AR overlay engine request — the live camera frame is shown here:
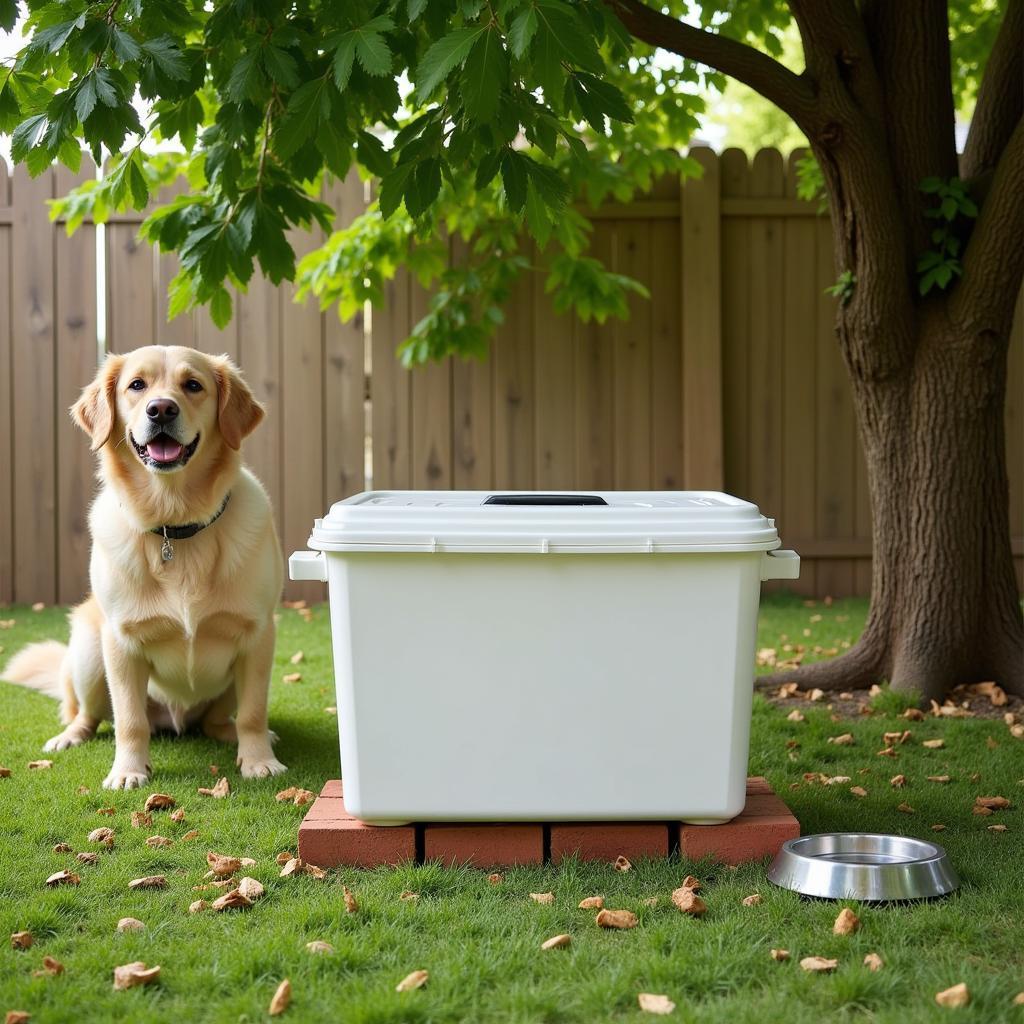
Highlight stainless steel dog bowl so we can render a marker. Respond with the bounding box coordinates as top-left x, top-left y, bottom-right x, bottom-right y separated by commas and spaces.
768, 833, 959, 901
